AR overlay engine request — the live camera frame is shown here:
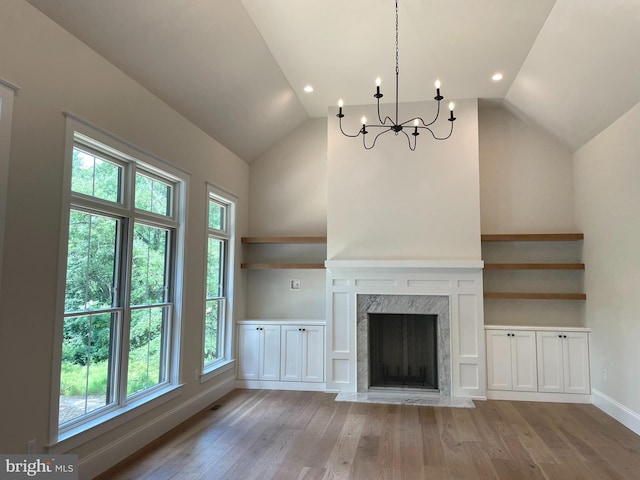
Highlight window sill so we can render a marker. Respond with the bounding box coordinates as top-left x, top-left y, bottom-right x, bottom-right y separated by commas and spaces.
200, 359, 236, 384
48, 383, 184, 453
